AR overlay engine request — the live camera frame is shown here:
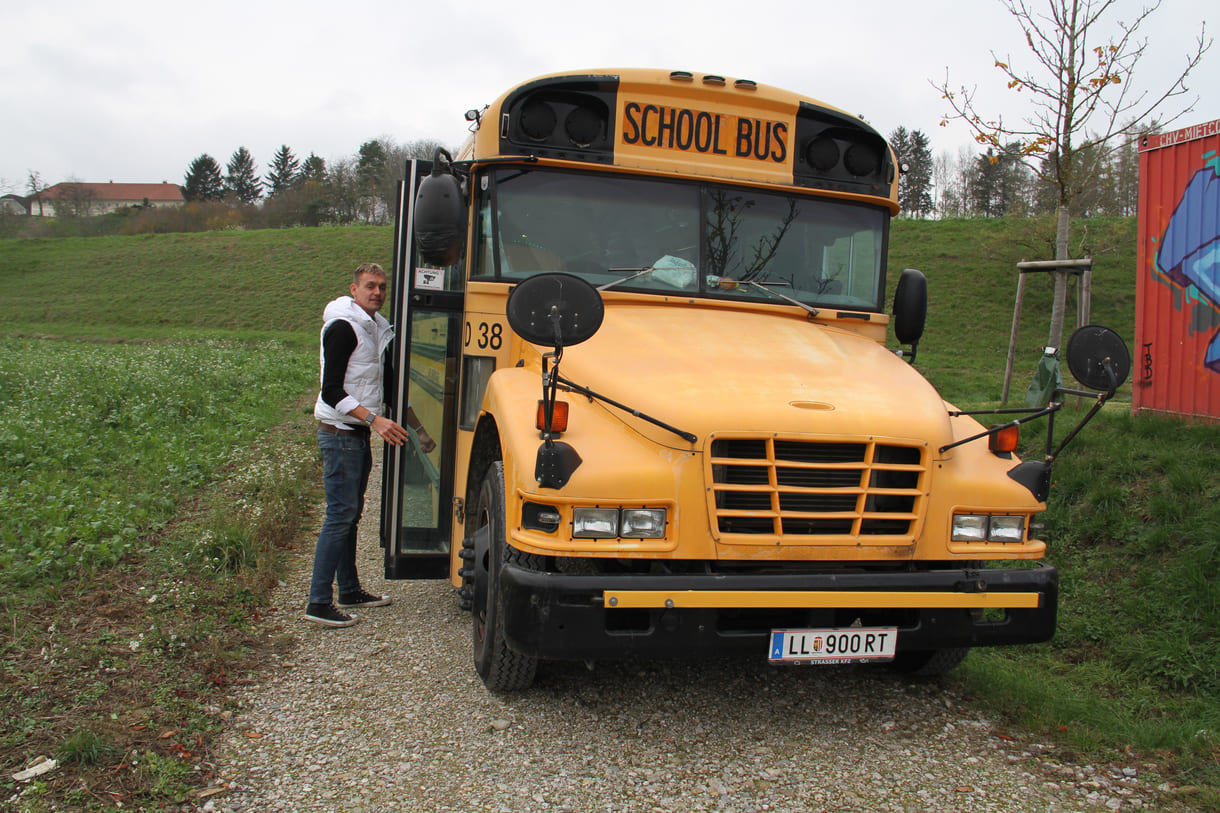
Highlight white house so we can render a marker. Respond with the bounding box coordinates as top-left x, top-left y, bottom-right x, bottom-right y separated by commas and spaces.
31, 181, 185, 217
